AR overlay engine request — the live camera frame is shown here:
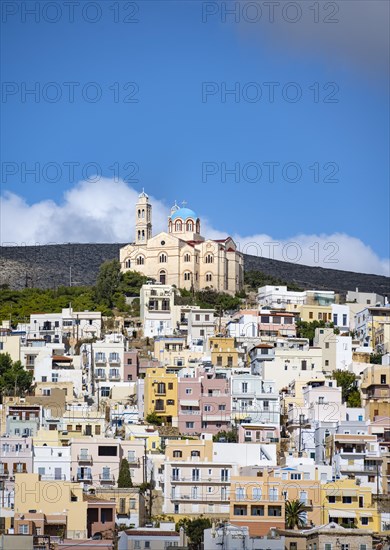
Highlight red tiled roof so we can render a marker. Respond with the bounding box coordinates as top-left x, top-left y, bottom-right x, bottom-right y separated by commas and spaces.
124, 530, 179, 537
